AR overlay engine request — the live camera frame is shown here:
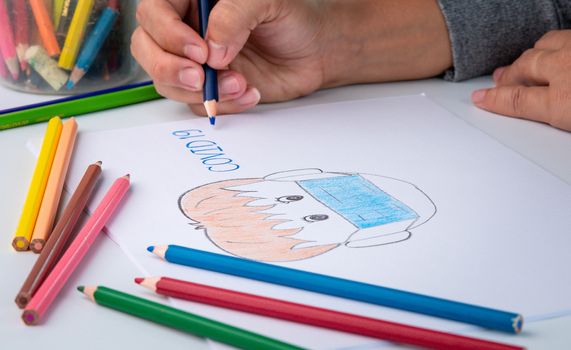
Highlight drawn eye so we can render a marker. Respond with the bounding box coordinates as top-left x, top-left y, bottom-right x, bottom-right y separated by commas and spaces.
303, 214, 329, 222
277, 195, 304, 203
